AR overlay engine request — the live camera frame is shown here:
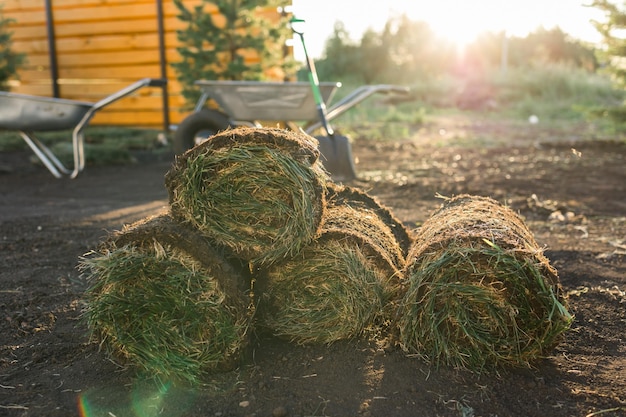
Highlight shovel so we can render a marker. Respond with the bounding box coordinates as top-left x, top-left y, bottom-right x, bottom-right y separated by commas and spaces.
291, 17, 357, 181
